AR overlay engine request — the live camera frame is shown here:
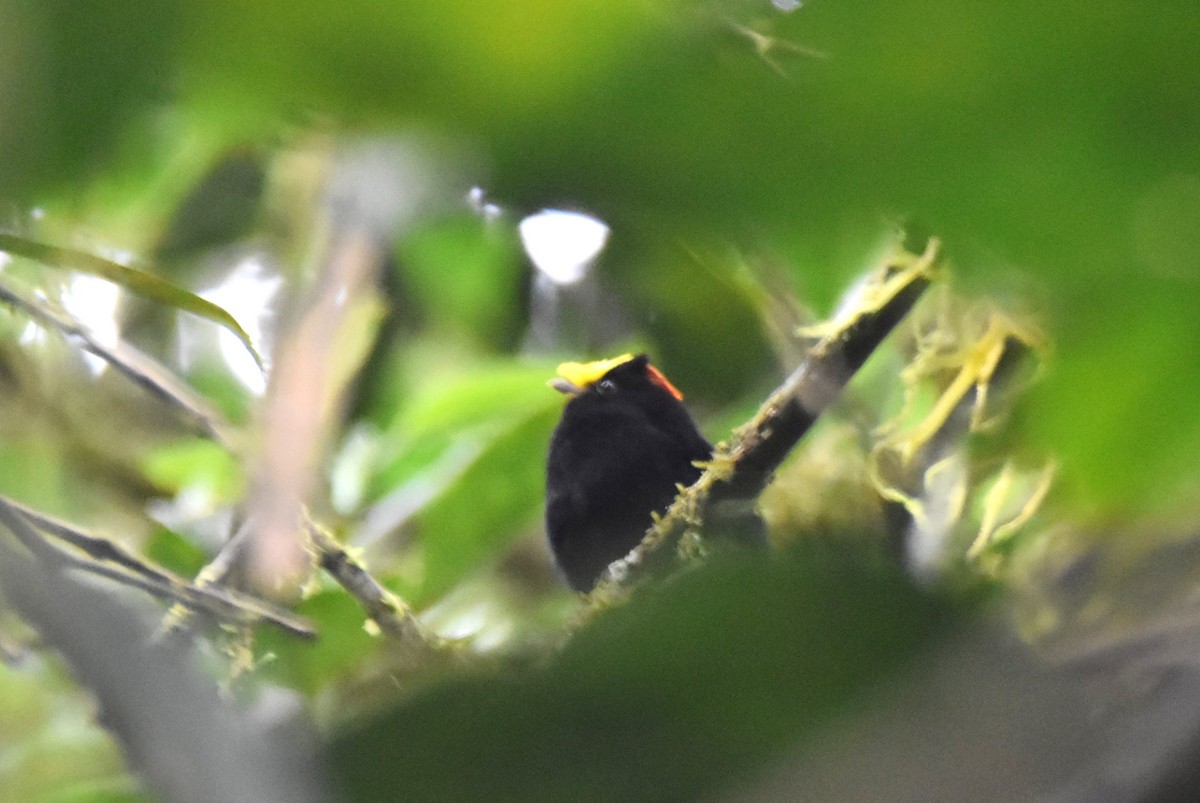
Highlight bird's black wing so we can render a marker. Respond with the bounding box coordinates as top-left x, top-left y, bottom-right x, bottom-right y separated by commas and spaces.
546, 409, 706, 590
